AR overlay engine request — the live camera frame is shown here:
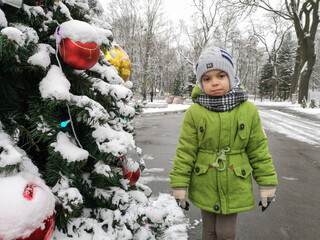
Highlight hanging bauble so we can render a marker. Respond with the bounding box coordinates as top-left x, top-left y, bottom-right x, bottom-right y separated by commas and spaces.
34, 0, 45, 7
119, 146, 142, 185
0, 173, 55, 240
16, 214, 55, 240
104, 45, 131, 82
59, 38, 100, 70
122, 164, 140, 186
